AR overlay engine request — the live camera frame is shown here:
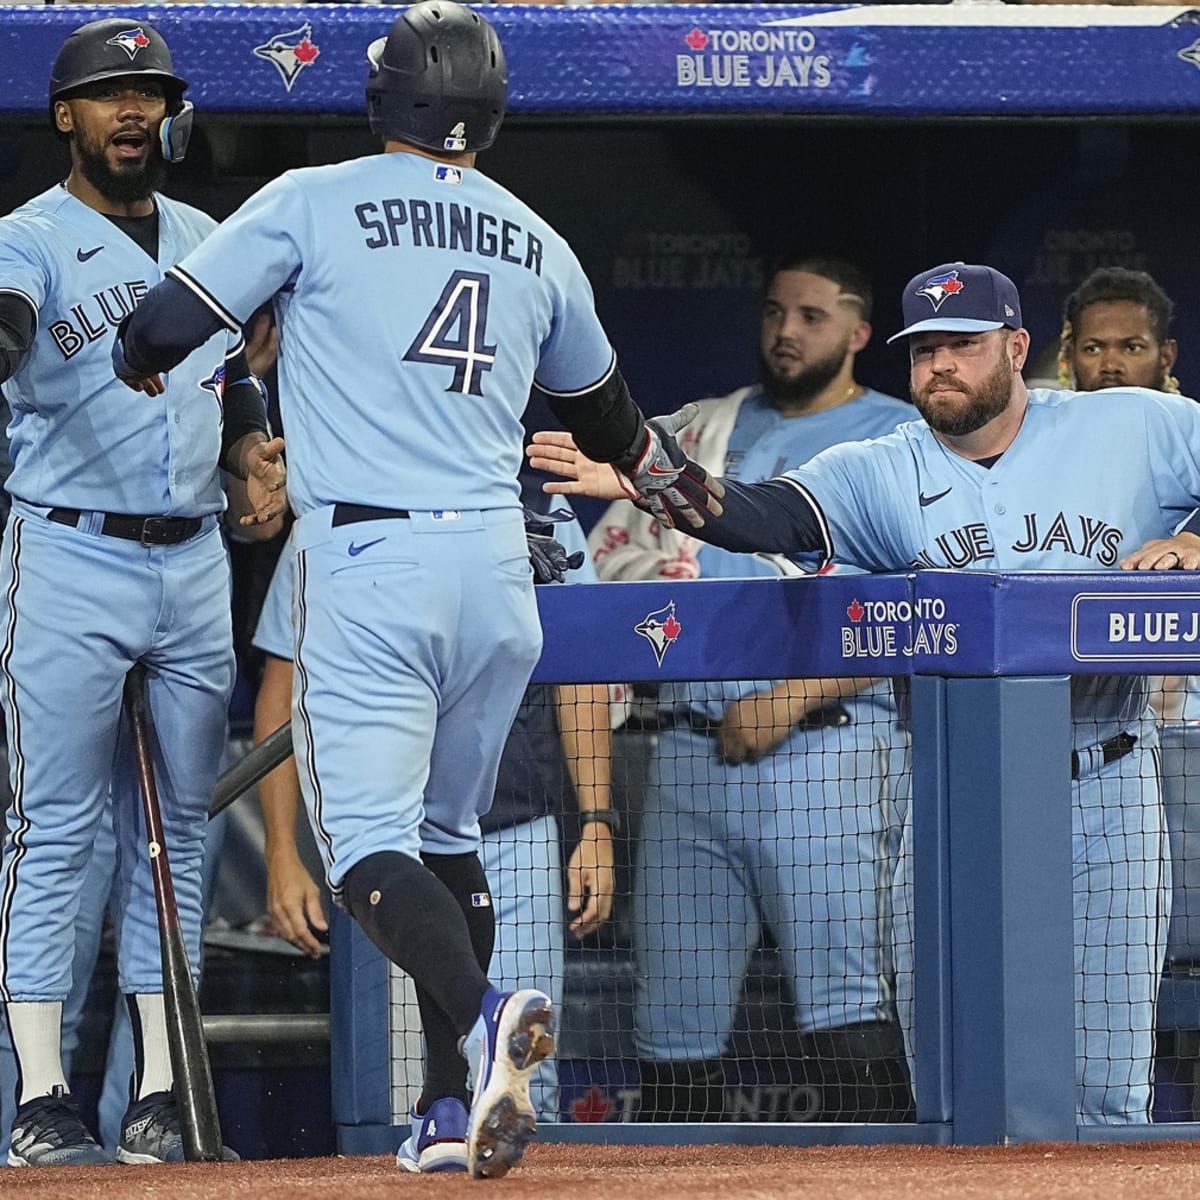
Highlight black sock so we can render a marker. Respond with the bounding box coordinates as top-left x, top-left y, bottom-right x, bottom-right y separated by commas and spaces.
802, 1020, 915, 1122
415, 851, 496, 1108
342, 851, 490, 1039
